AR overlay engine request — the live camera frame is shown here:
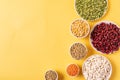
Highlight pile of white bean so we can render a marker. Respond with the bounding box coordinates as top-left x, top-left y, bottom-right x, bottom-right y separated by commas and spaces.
82, 55, 112, 80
